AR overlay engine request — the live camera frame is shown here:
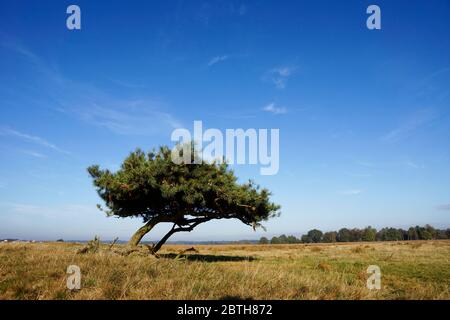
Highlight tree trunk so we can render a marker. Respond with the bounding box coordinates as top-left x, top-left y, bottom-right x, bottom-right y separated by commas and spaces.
151, 225, 178, 253
129, 216, 211, 252
151, 218, 211, 254
128, 219, 159, 247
